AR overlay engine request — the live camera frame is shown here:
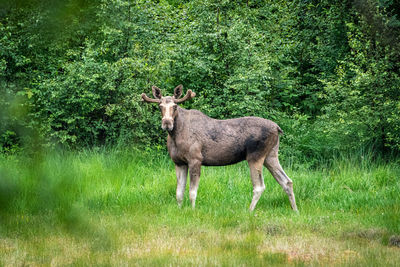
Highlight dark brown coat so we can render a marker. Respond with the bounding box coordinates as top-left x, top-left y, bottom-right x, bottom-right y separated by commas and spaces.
167, 107, 282, 166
